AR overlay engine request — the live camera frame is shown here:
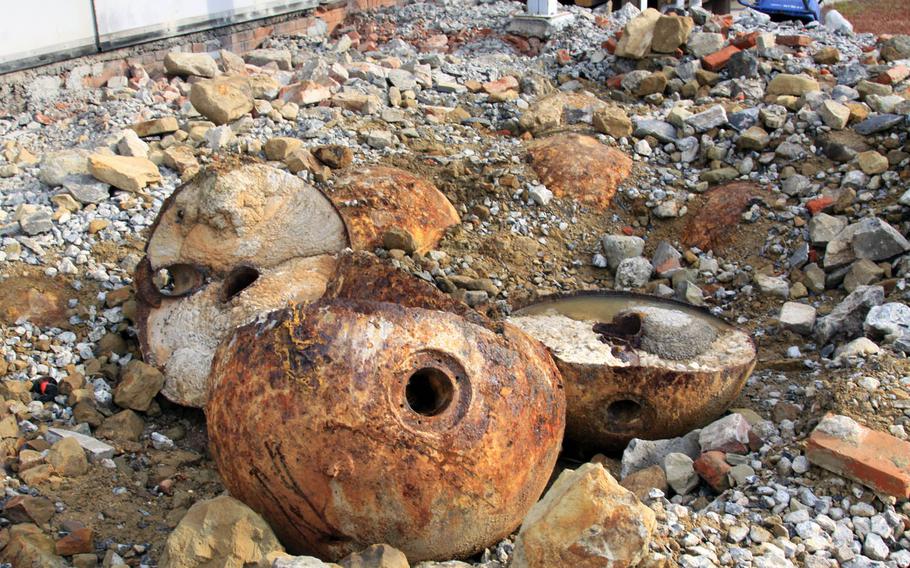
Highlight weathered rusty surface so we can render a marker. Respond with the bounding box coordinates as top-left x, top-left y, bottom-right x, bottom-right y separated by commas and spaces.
682, 181, 768, 252
557, 354, 755, 452
135, 161, 351, 407
326, 166, 461, 254
323, 251, 488, 327
206, 298, 565, 562
527, 133, 632, 210
512, 291, 756, 452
